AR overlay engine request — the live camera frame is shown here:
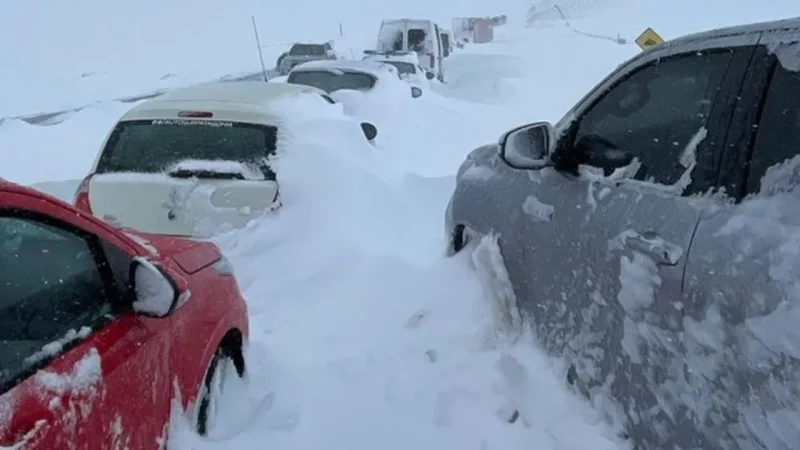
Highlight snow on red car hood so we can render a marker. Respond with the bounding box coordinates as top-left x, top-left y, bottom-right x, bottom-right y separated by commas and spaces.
123, 229, 222, 275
